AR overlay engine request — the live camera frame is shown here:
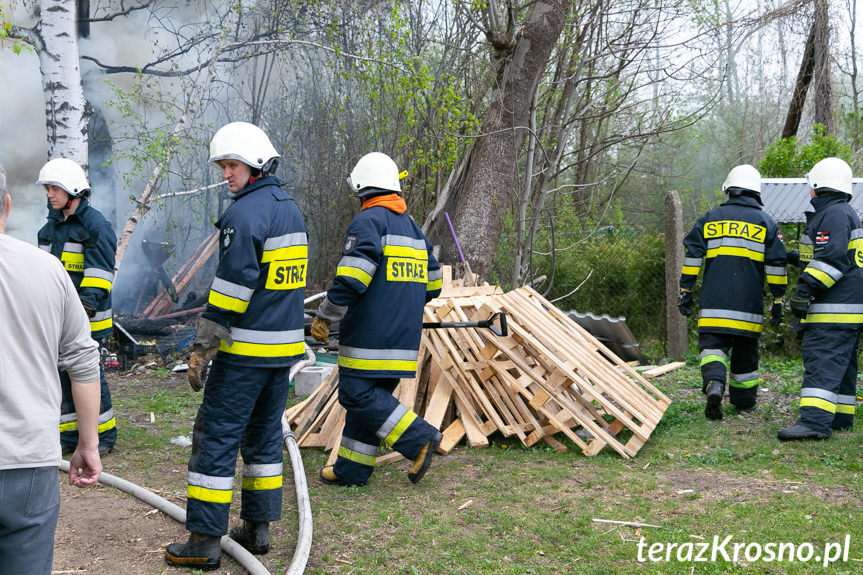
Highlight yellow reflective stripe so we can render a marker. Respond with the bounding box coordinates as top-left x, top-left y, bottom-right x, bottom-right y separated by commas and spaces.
99, 417, 116, 433
338, 355, 418, 372
219, 340, 305, 357
383, 410, 417, 447
242, 476, 282, 491
836, 403, 856, 415
336, 266, 373, 286
697, 317, 763, 333
80, 277, 113, 290
261, 245, 308, 263
803, 314, 863, 324
706, 246, 764, 262
382, 245, 427, 259
427, 278, 442, 292
62, 253, 84, 272
338, 445, 376, 466
59, 421, 78, 432
681, 266, 700, 276
800, 397, 836, 413
803, 268, 836, 288
700, 354, 729, 369
729, 379, 758, 389
766, 275, 788, 285
208, 290, 250, 313
90, 317, 113, 332
187, 484, 233, 504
